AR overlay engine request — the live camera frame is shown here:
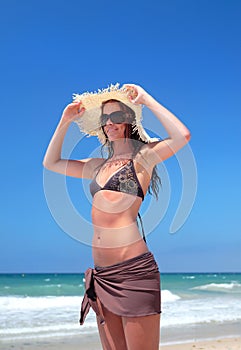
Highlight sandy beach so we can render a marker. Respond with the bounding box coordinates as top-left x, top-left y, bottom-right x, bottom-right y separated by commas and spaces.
160, 338, 241, 350
1, 336, 241, 350
161, 338, 241, 349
